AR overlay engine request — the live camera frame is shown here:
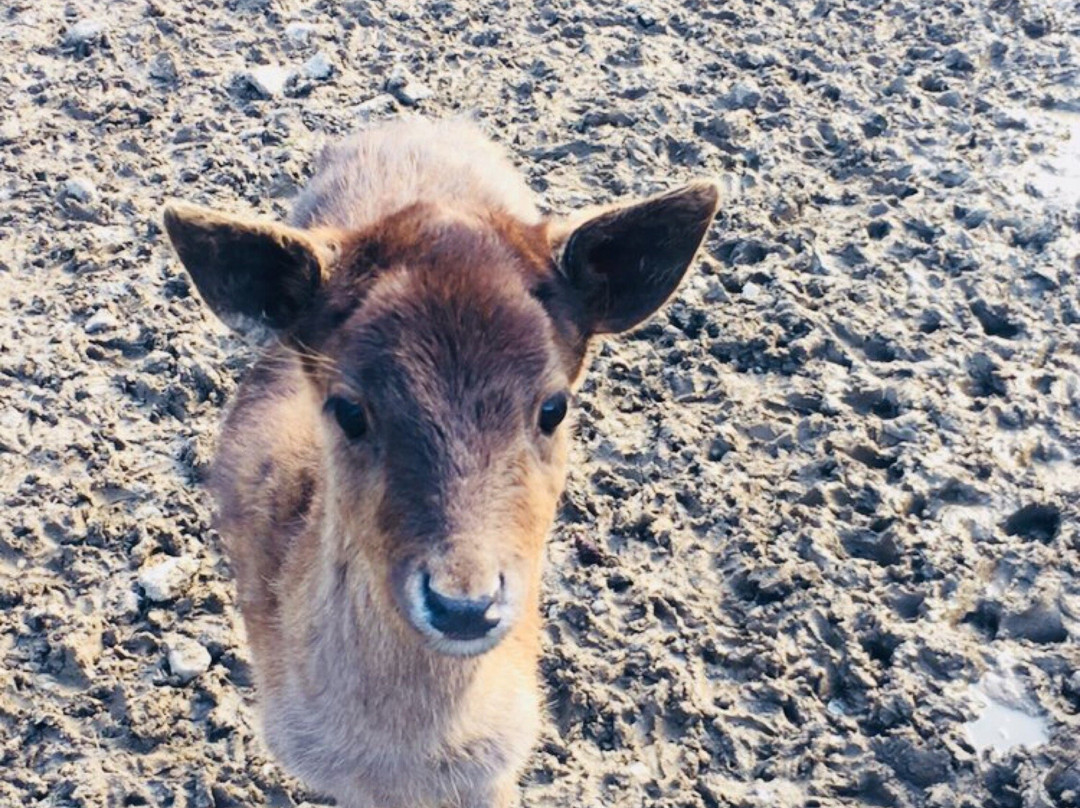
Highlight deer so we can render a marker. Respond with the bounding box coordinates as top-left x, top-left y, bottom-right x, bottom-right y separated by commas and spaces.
162, 117, 718, 808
